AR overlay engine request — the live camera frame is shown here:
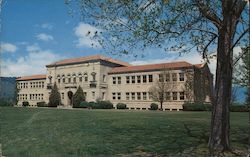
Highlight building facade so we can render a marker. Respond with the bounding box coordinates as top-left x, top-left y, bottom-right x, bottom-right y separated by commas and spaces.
16, 55, 213, 111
